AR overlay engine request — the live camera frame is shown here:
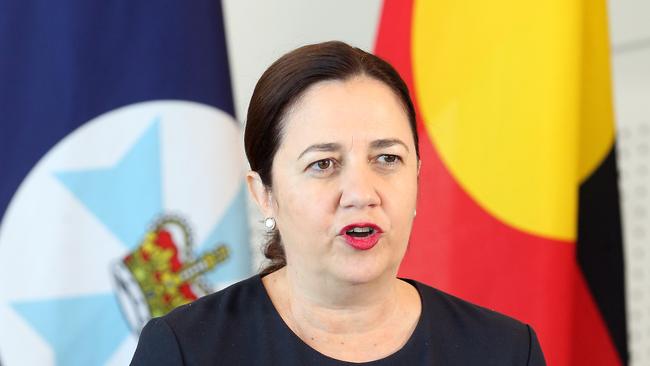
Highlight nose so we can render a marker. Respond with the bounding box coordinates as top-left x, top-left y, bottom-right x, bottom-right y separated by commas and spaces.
339, 163, 381, 209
